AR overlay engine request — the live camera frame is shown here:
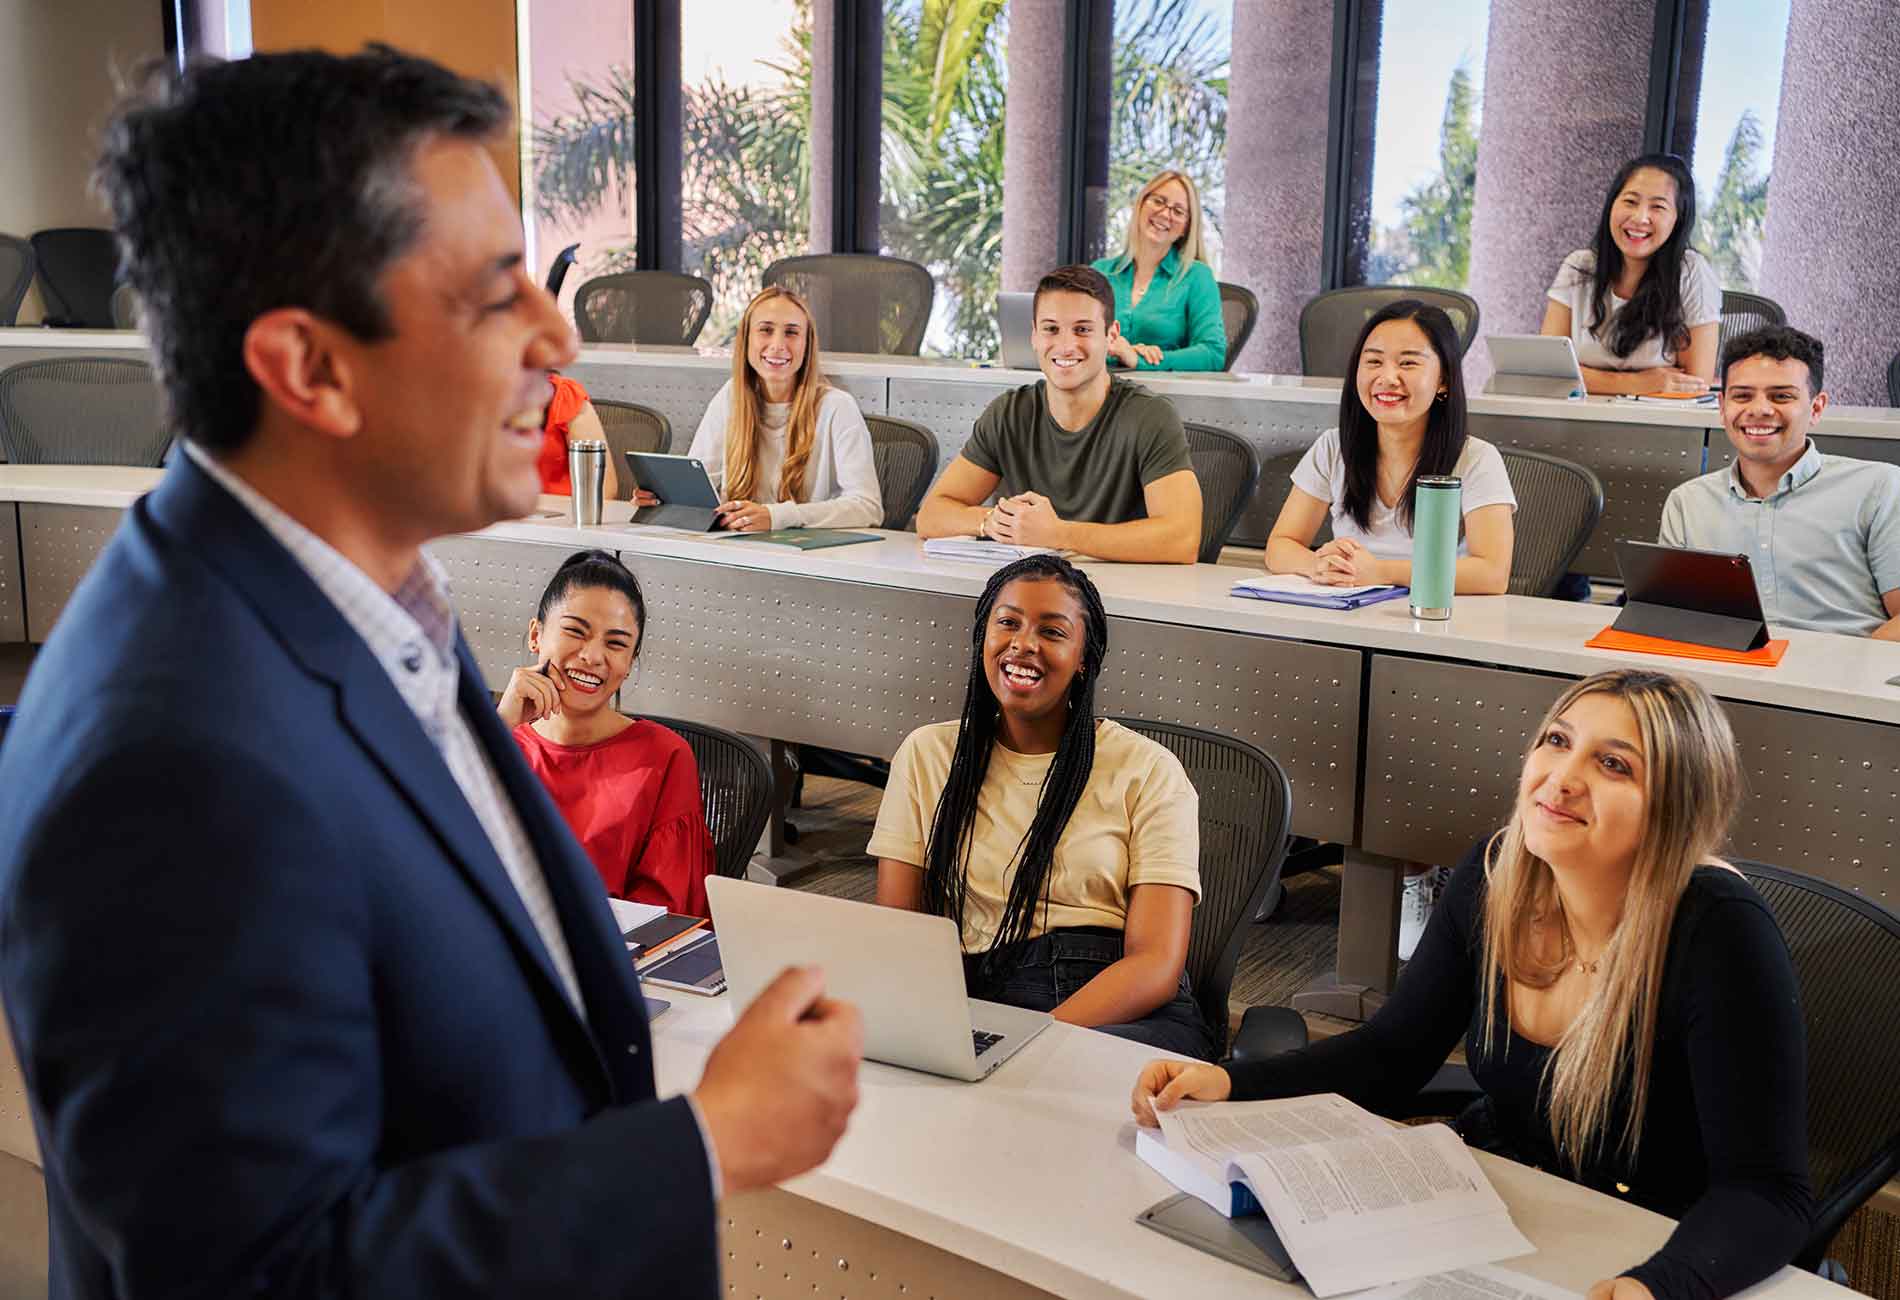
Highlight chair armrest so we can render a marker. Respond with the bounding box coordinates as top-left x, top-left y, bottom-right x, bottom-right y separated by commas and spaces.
1227, 1005, 1309, 1064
